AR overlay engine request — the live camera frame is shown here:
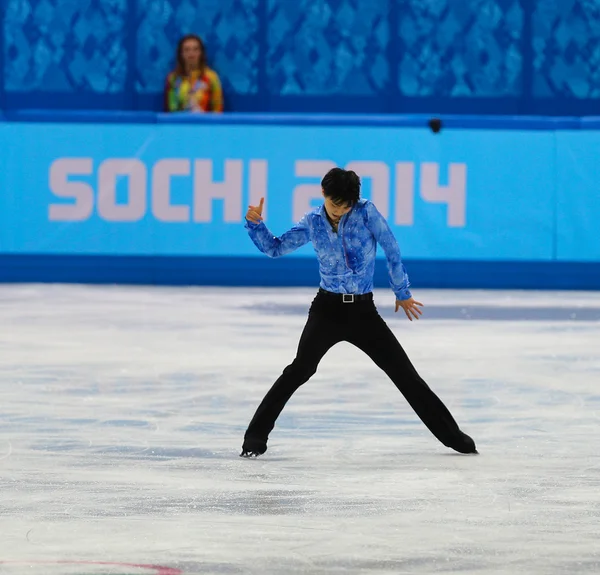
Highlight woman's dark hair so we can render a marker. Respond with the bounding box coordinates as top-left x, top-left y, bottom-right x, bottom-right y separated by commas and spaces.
321, 168, 361, 206
174, 34, 207, 76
